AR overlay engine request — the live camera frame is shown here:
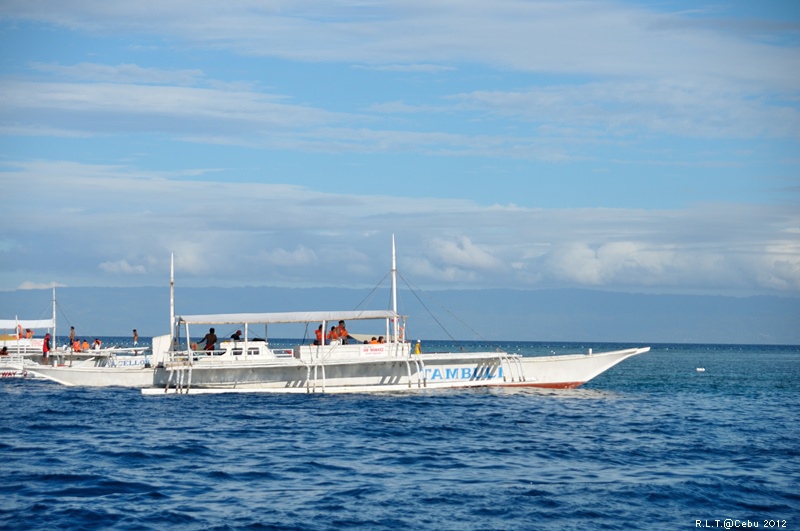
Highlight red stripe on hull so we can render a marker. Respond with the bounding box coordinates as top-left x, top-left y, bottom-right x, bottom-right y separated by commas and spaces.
494, 381, 585, 389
